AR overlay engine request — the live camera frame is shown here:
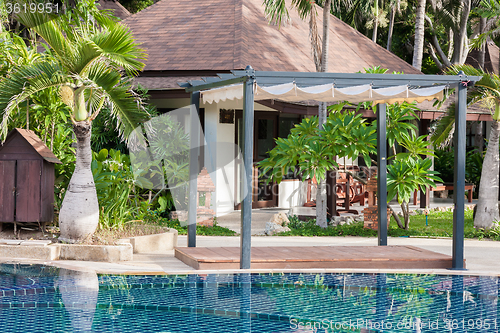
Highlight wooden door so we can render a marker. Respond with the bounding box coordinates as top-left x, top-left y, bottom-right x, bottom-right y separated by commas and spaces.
234, 112, 278, 209
0, 161, 16, 222
16, 160, 41, 222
